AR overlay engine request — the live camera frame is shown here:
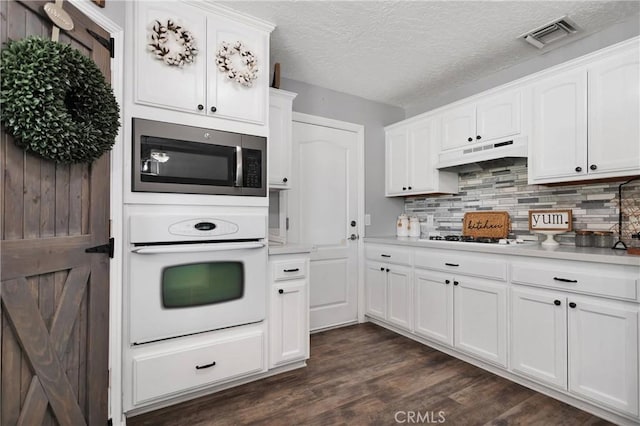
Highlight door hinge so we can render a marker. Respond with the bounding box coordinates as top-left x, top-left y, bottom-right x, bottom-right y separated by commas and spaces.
286, 217, 290, 231
107, 419, 113, 426
87, 28, 114, 58
85, 237, 114, 258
